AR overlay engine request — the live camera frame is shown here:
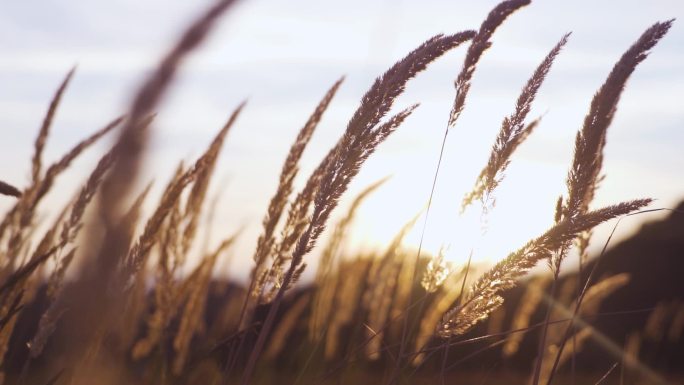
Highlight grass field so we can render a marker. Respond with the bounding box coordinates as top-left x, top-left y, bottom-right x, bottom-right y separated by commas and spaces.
0, 1, 682, 384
